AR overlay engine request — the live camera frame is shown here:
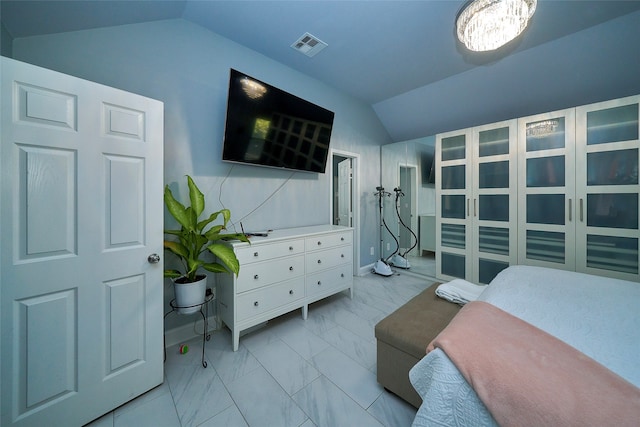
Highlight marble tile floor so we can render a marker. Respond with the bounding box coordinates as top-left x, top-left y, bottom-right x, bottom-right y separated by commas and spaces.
392, 251, 436, 281
87, 272, 438, 427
